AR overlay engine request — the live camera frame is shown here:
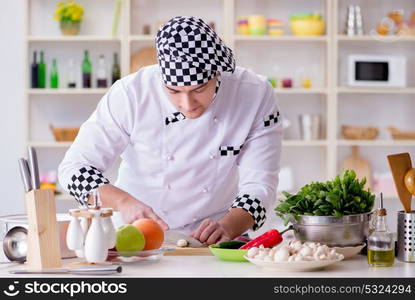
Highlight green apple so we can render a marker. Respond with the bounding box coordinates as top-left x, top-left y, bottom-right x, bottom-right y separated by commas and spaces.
115, 224, 145, 254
